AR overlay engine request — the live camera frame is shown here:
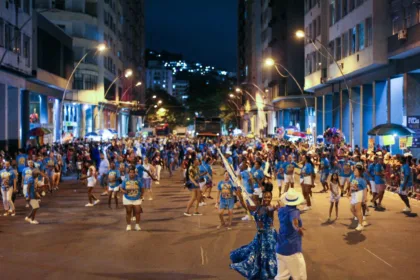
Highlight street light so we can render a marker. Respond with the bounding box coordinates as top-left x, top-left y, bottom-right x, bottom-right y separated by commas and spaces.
153, 95, 157, 99
154, 105, 158, 108
61, 43, 107, 142
120, 81, 142, 102
229, 93, 235, 98
158, 100, 163, 104
135, 81, 142, 87
264, 58, 275, 67
104, 68, 133, 100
